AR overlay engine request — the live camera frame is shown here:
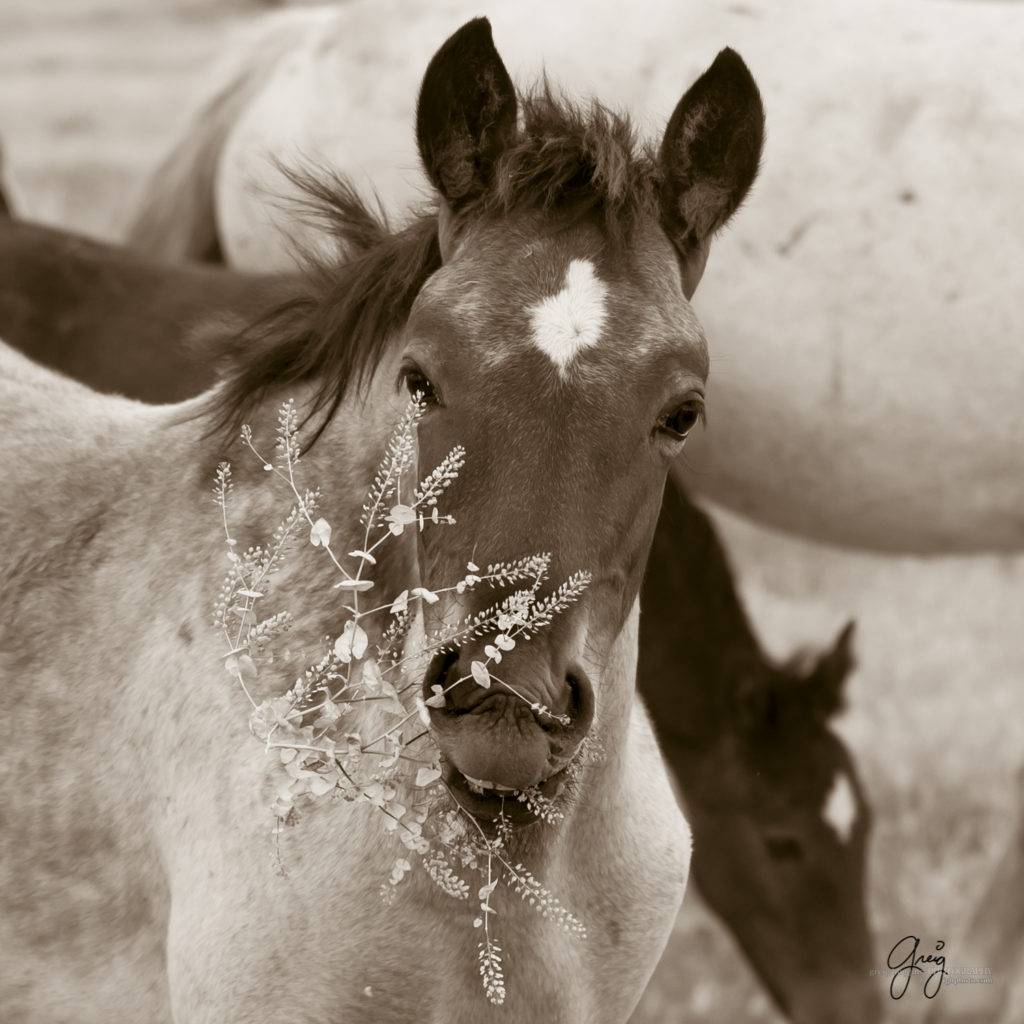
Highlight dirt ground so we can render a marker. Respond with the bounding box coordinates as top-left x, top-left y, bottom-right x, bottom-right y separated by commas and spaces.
2, 2, 1022, 1022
